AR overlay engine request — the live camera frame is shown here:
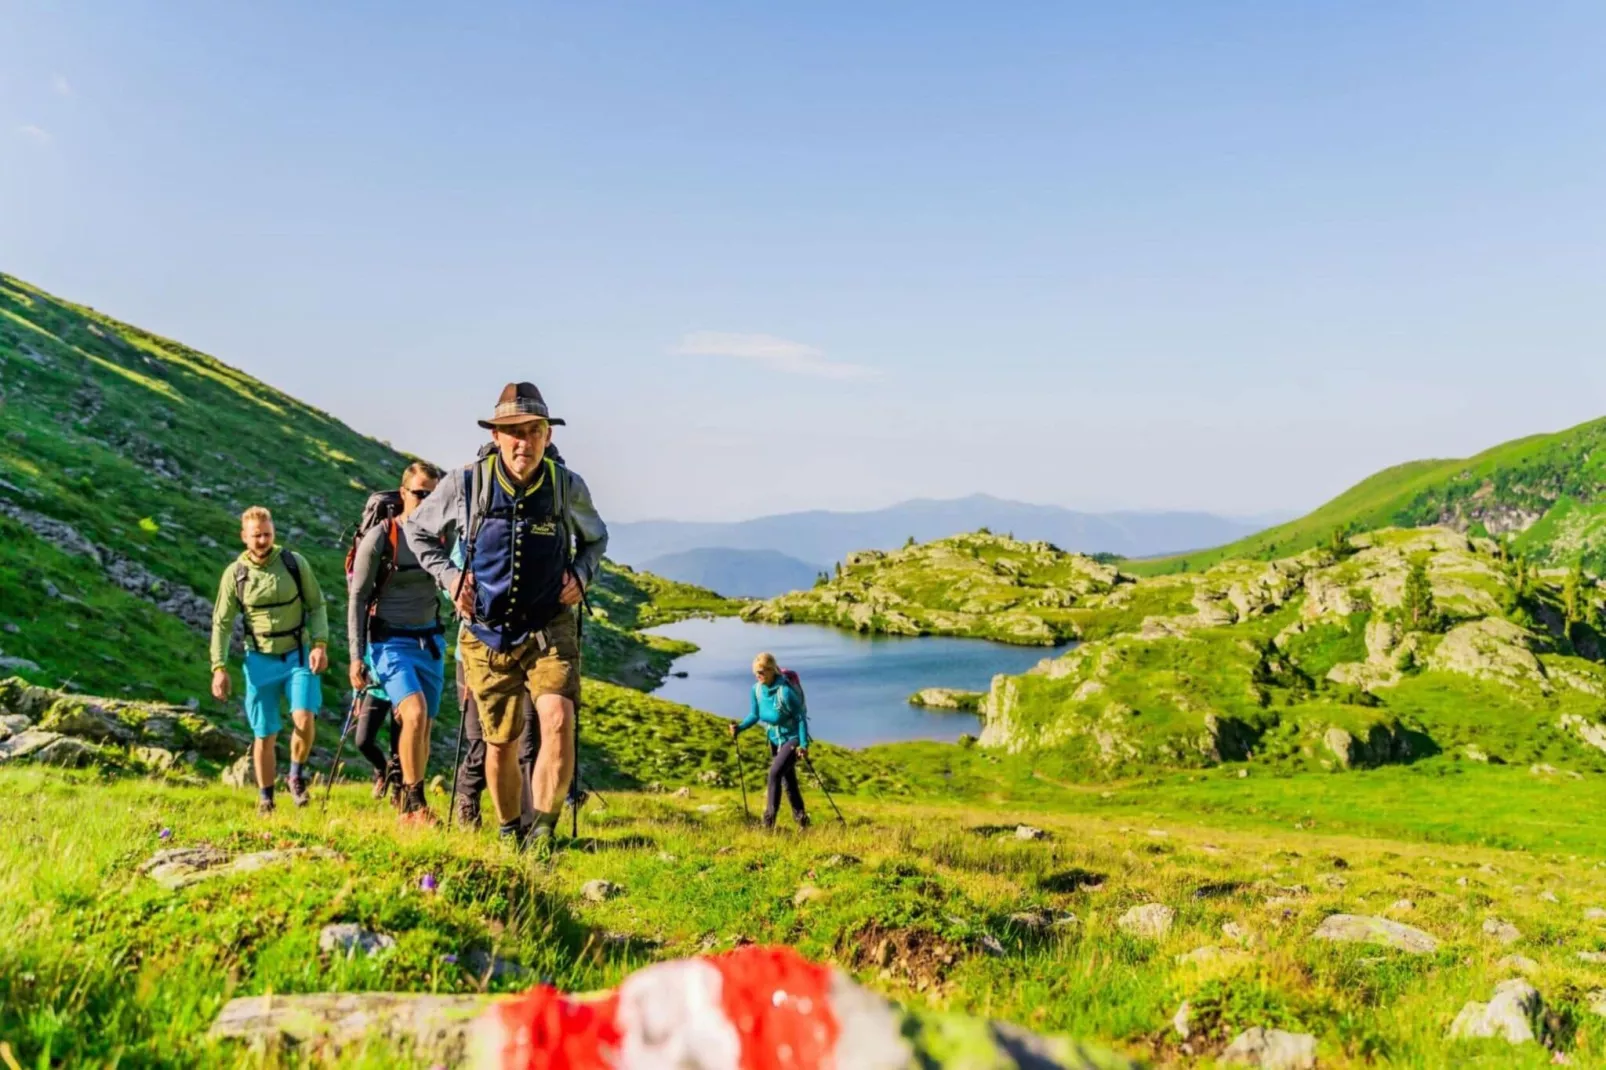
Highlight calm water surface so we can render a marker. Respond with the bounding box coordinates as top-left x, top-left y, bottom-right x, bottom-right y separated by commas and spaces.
646, 617, 1060, 748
